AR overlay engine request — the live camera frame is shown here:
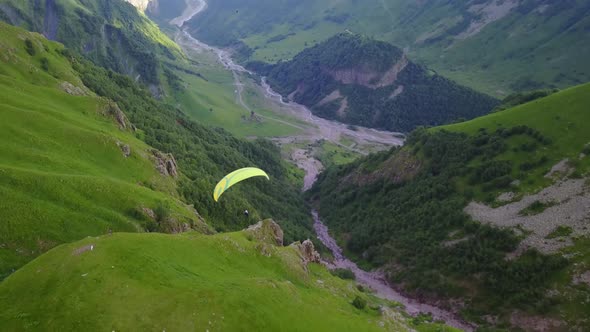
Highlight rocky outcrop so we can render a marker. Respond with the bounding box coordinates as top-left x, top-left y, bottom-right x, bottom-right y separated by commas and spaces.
116, 141, 131, 158
246, 219, 284, 246
125, 0, 152, 12
327, 54, 408, 90
151, 150, 178, 177
291, 239, 321, 266
60, 81, 87, 96
466, 176, 590, 255
103, 102, 130, 130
